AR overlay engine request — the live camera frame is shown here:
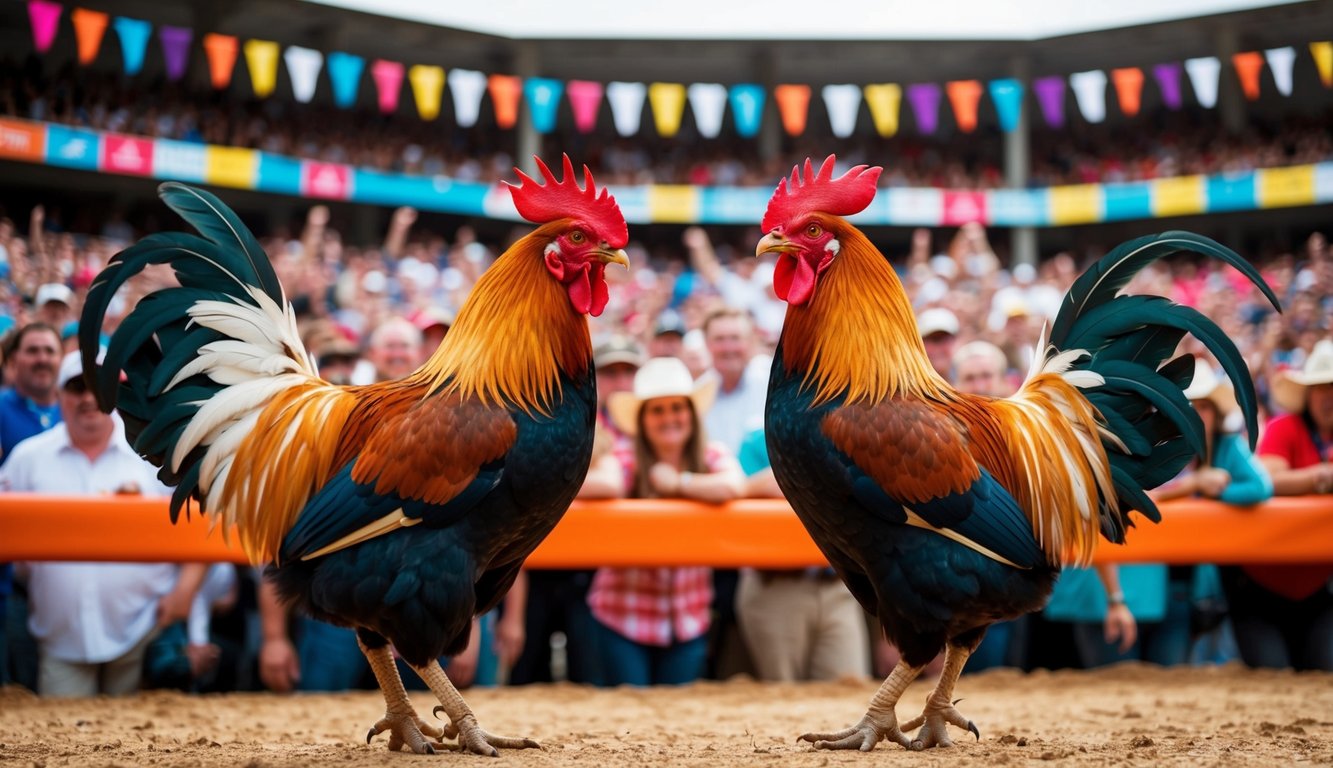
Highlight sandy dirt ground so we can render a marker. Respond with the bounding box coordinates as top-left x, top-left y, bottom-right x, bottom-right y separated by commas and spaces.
2, 663, 1330, 767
